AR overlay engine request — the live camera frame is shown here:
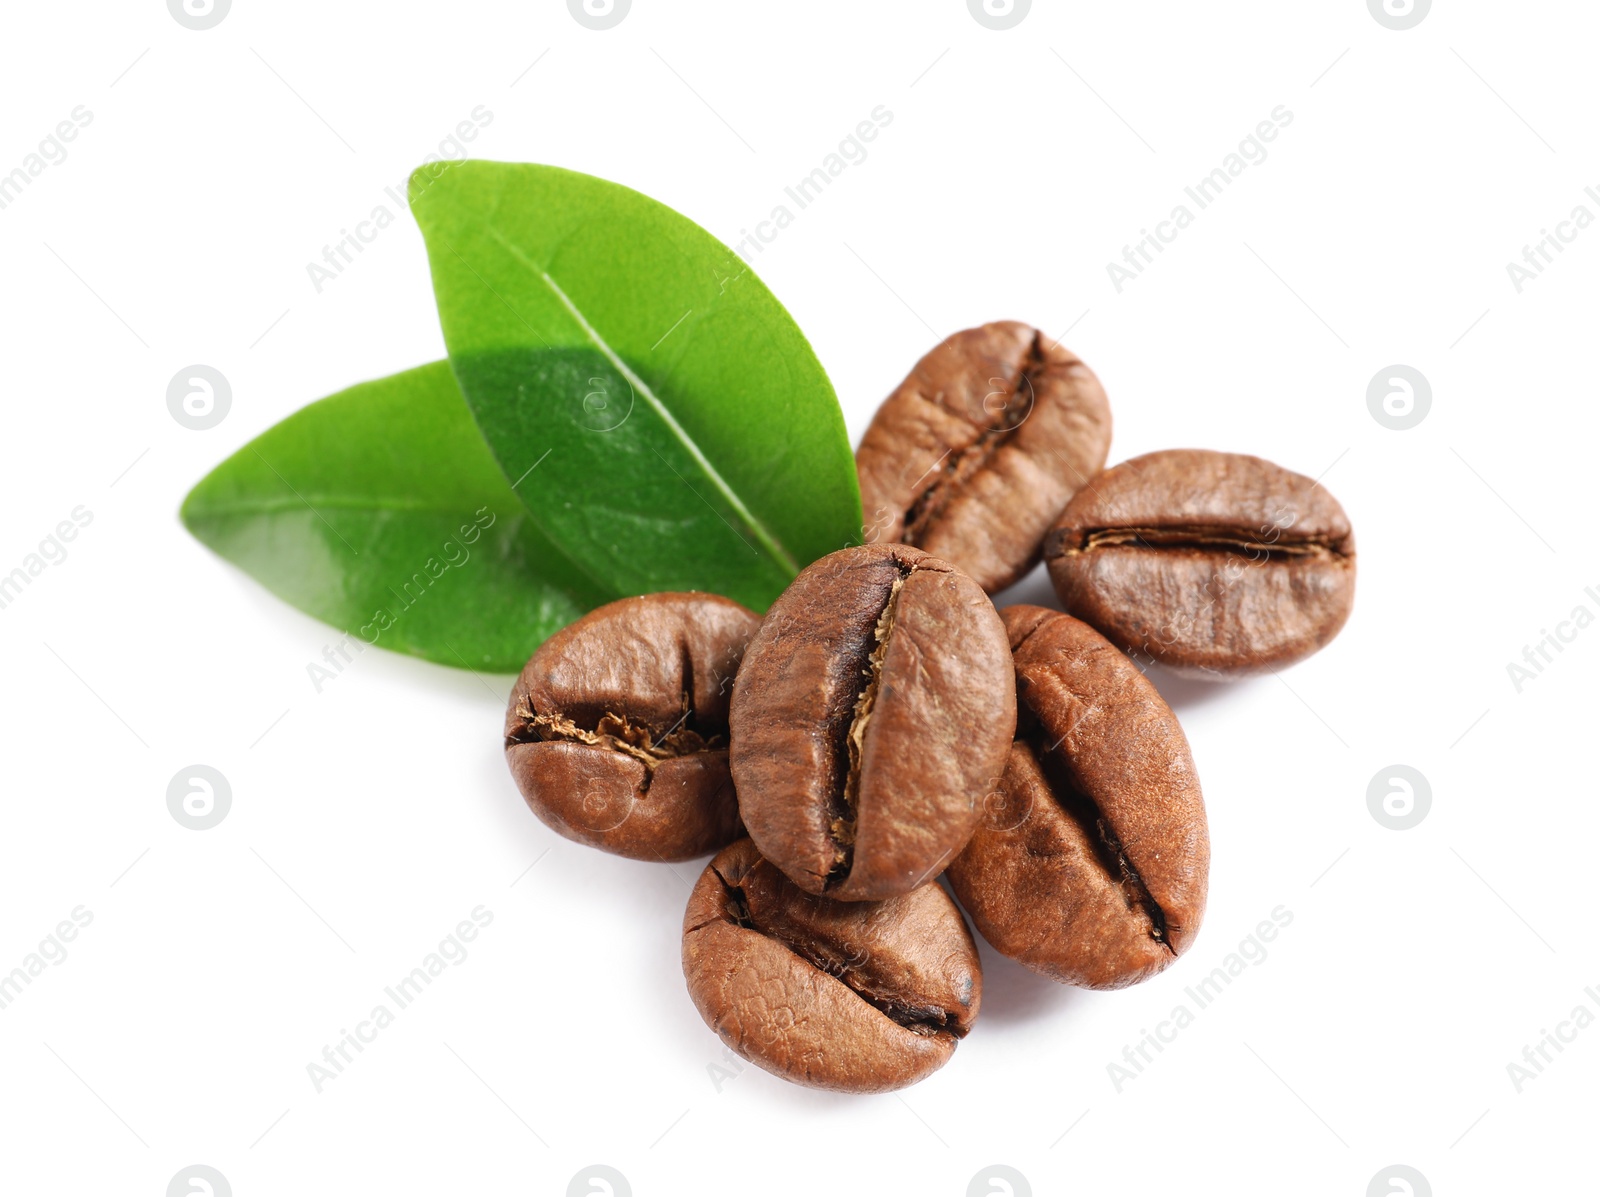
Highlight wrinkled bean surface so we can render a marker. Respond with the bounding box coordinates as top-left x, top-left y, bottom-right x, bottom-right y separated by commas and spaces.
1045, 449, 1355, 678
856, 321, 1112, 594
947, 606, 1209, 989
505, 592, 758, 861
682, 839, 981, 1093
730, 544, 1015, 901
